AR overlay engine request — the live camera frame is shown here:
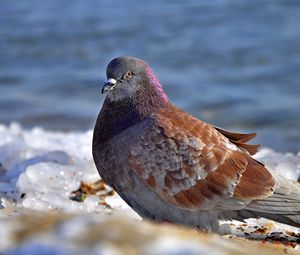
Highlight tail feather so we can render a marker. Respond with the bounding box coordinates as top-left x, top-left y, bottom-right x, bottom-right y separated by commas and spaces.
237, 171, 300, 227
236, 210, 300, 228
